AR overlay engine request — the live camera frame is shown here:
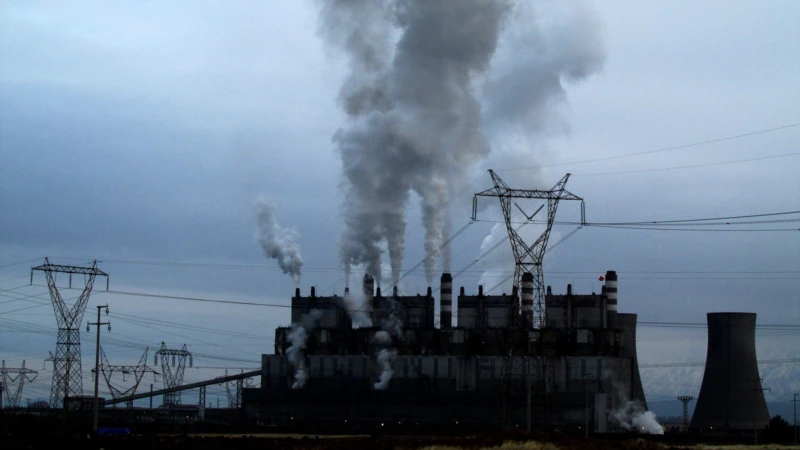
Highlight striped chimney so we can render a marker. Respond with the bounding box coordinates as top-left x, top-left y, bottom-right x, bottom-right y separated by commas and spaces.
604, 270, 618, 328
440, 273, 453, 329
521, 272, 534, 326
